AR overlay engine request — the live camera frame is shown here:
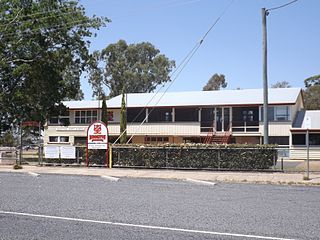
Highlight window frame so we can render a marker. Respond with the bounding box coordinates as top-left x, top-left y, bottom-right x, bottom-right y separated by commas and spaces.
74, 110, 98, 124
48, 136, 70, 143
